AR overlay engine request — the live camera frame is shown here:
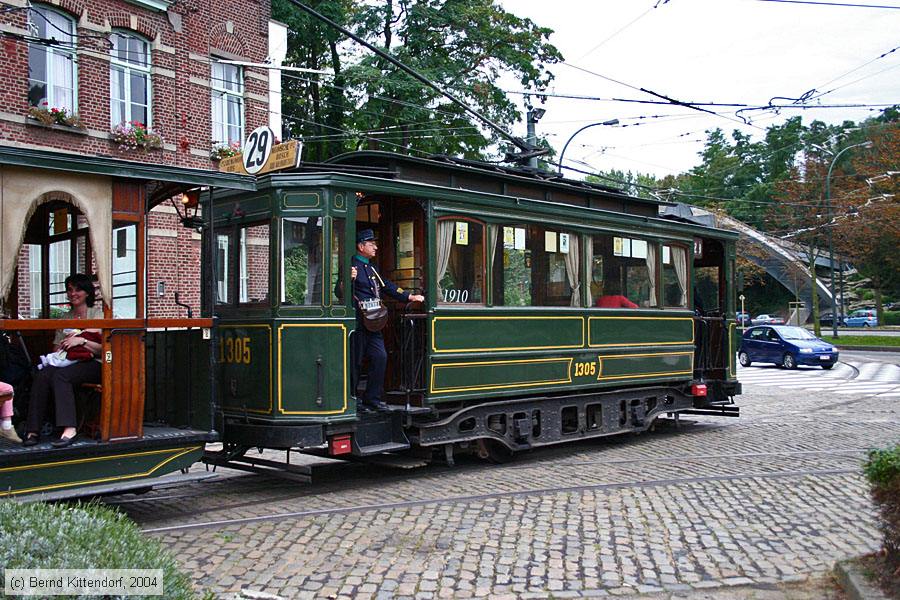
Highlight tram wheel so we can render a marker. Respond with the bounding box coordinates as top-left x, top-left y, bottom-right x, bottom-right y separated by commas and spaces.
738, 351, 751, 367
782, 353, 797, 369
477, 439, 515, 464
